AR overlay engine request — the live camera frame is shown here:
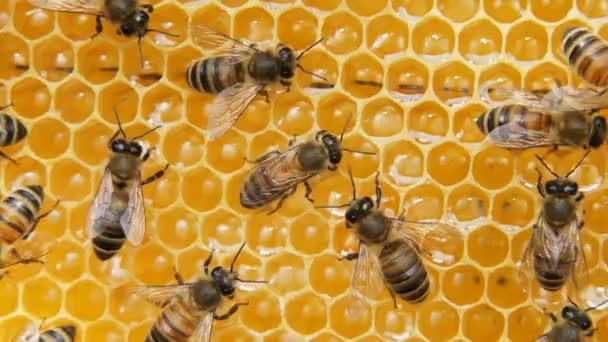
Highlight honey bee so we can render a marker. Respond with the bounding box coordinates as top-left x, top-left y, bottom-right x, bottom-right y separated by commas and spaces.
0, 185, 60, 246
562, 26, 608, 88
15, 320, 76, 342
28, 0, 177, 67
187, 24, 328, 140
537, 298, 608, 341
240, 114, 375, 214
0, 104, 27, 164
86, 108, 168, 261
475, 103, 606, 149
317, 169, 460, 307
131, 242, 267, 342
520, 152, 590, 292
